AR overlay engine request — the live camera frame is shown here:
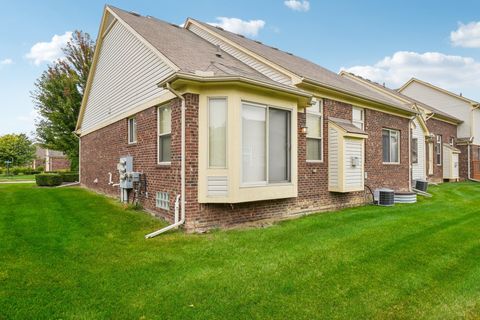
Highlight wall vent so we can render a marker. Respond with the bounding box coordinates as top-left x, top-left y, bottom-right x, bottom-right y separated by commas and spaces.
207, 176, 228, 197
